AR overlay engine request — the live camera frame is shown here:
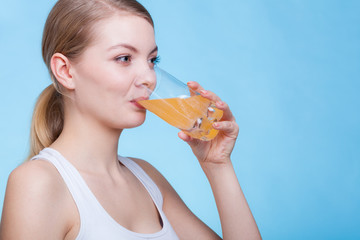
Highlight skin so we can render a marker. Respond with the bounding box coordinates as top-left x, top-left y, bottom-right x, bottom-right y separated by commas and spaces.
0, 13, 261, 240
